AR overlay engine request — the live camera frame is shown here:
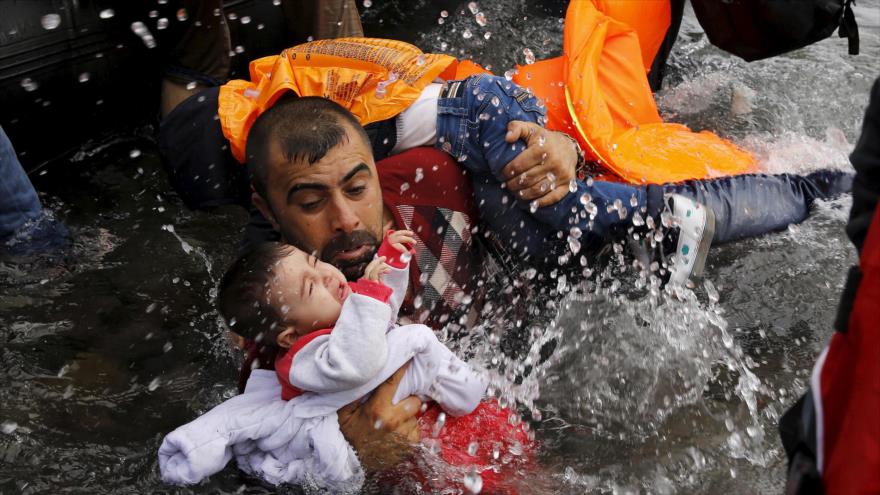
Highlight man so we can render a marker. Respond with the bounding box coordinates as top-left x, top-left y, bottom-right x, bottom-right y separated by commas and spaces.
237, 94, 850, 469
